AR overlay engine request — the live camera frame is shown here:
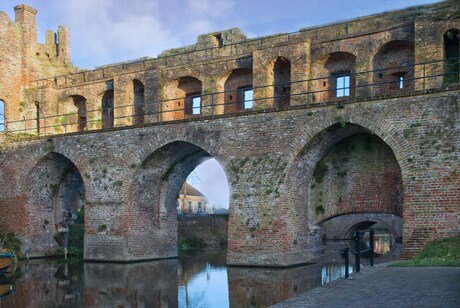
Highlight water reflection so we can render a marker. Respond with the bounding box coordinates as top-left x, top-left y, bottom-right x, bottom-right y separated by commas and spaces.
0, 250, 396, 308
